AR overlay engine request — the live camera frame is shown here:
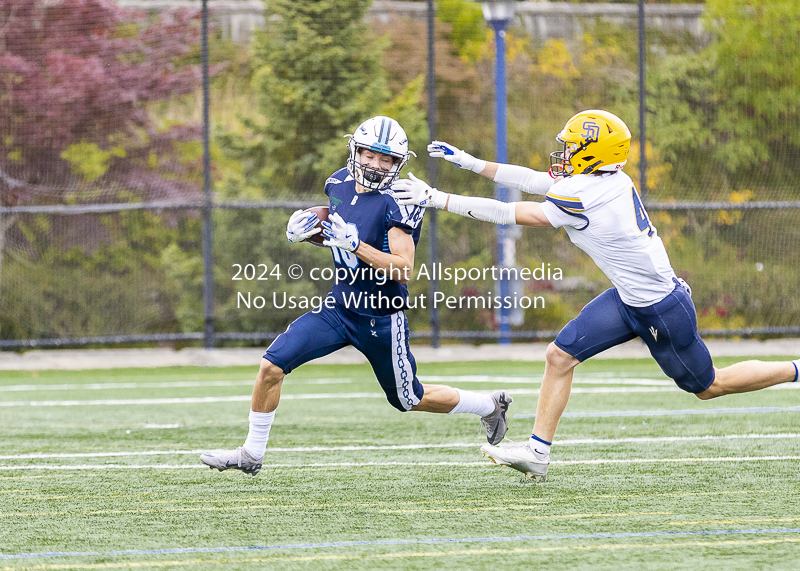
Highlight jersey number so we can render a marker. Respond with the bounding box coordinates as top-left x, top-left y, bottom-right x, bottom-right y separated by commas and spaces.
331, 246, 358, 269
632, 187, 654, 237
